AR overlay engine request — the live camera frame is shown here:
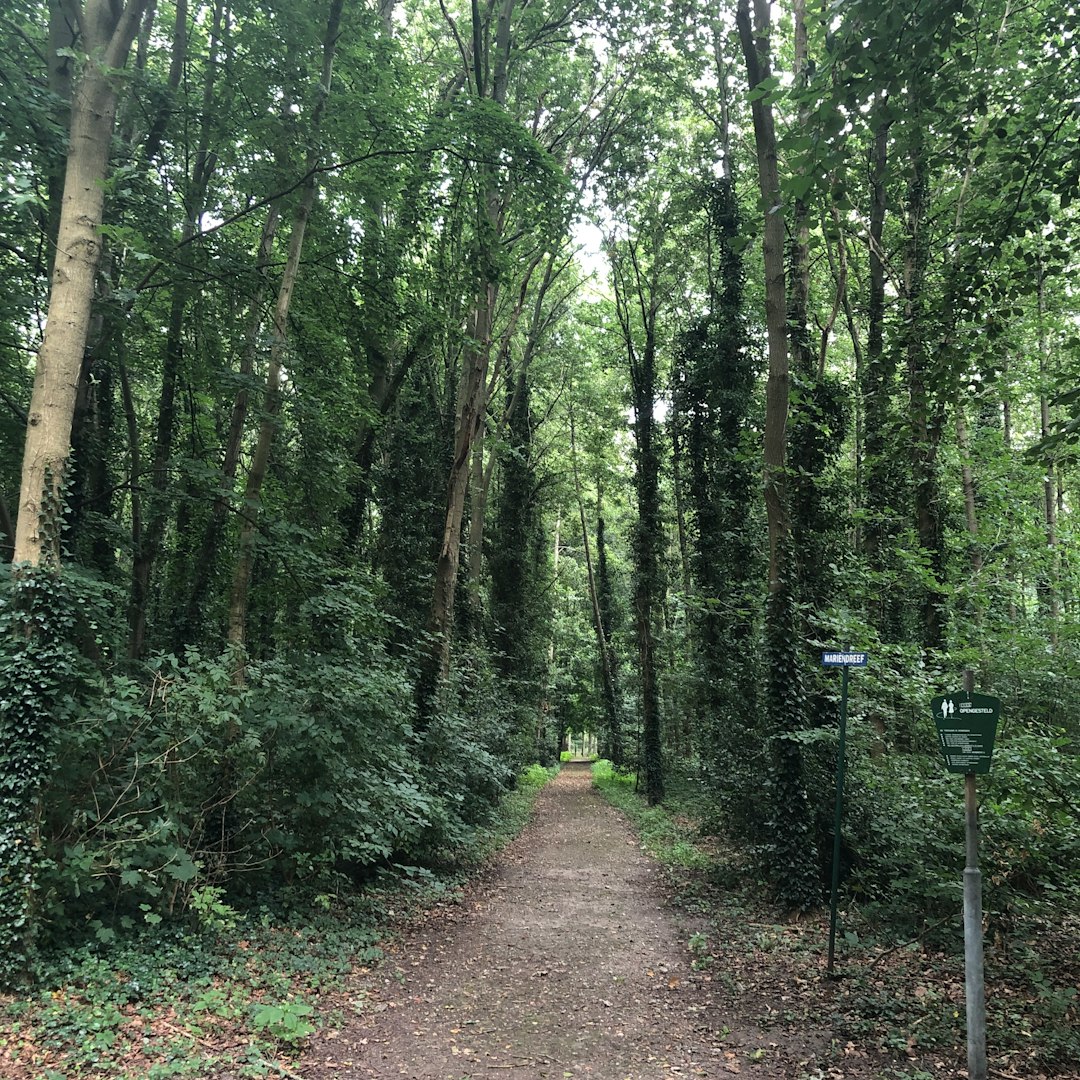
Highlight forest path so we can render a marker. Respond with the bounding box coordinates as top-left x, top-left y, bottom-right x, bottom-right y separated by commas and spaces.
299, 764, 805, 1079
